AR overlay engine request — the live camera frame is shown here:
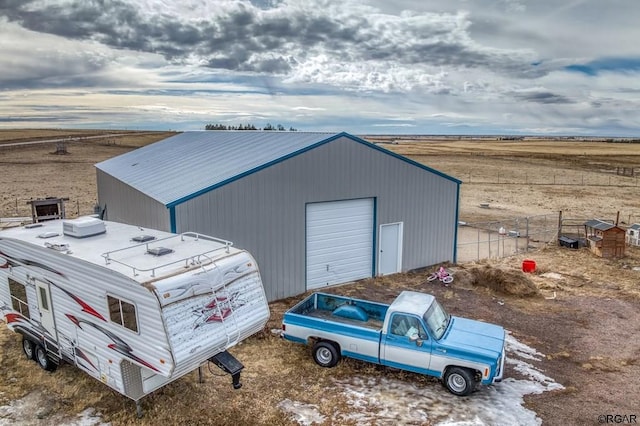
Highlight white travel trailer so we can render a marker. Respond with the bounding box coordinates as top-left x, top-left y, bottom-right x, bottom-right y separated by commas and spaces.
0, 217, 270, 415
